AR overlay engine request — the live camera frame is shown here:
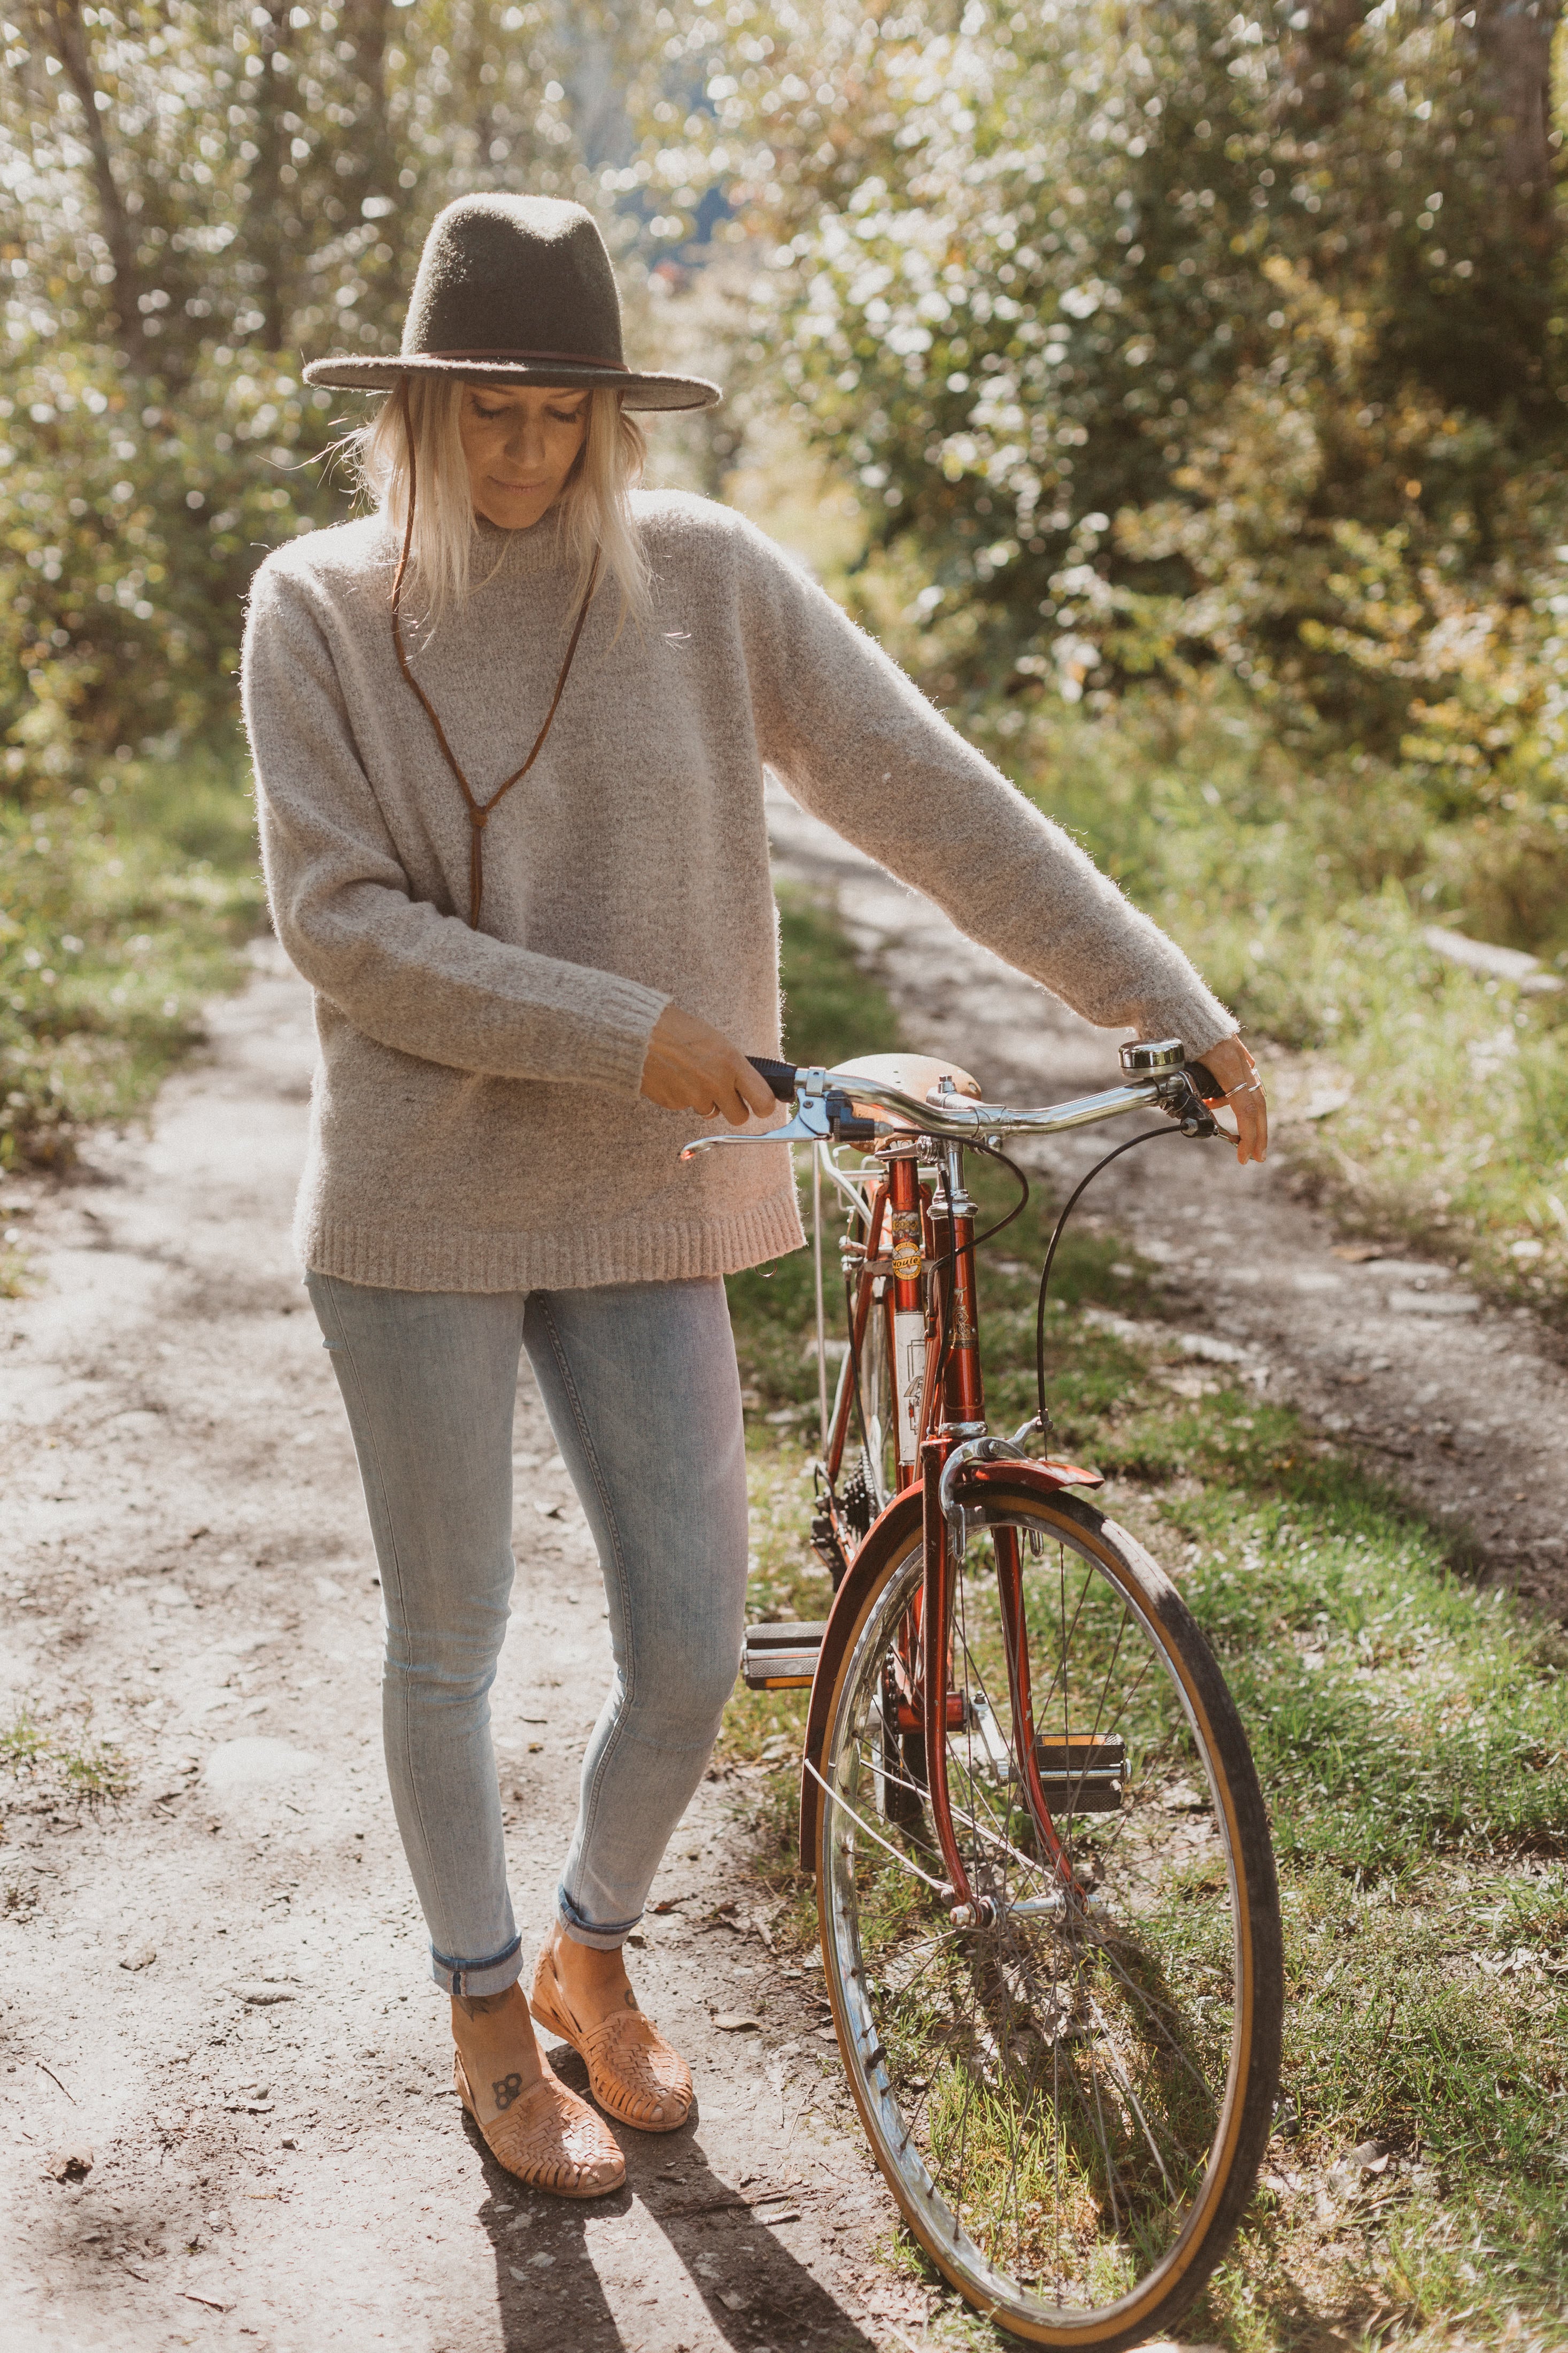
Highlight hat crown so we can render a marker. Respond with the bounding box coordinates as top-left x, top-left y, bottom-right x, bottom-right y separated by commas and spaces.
401, 195, 625, 368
